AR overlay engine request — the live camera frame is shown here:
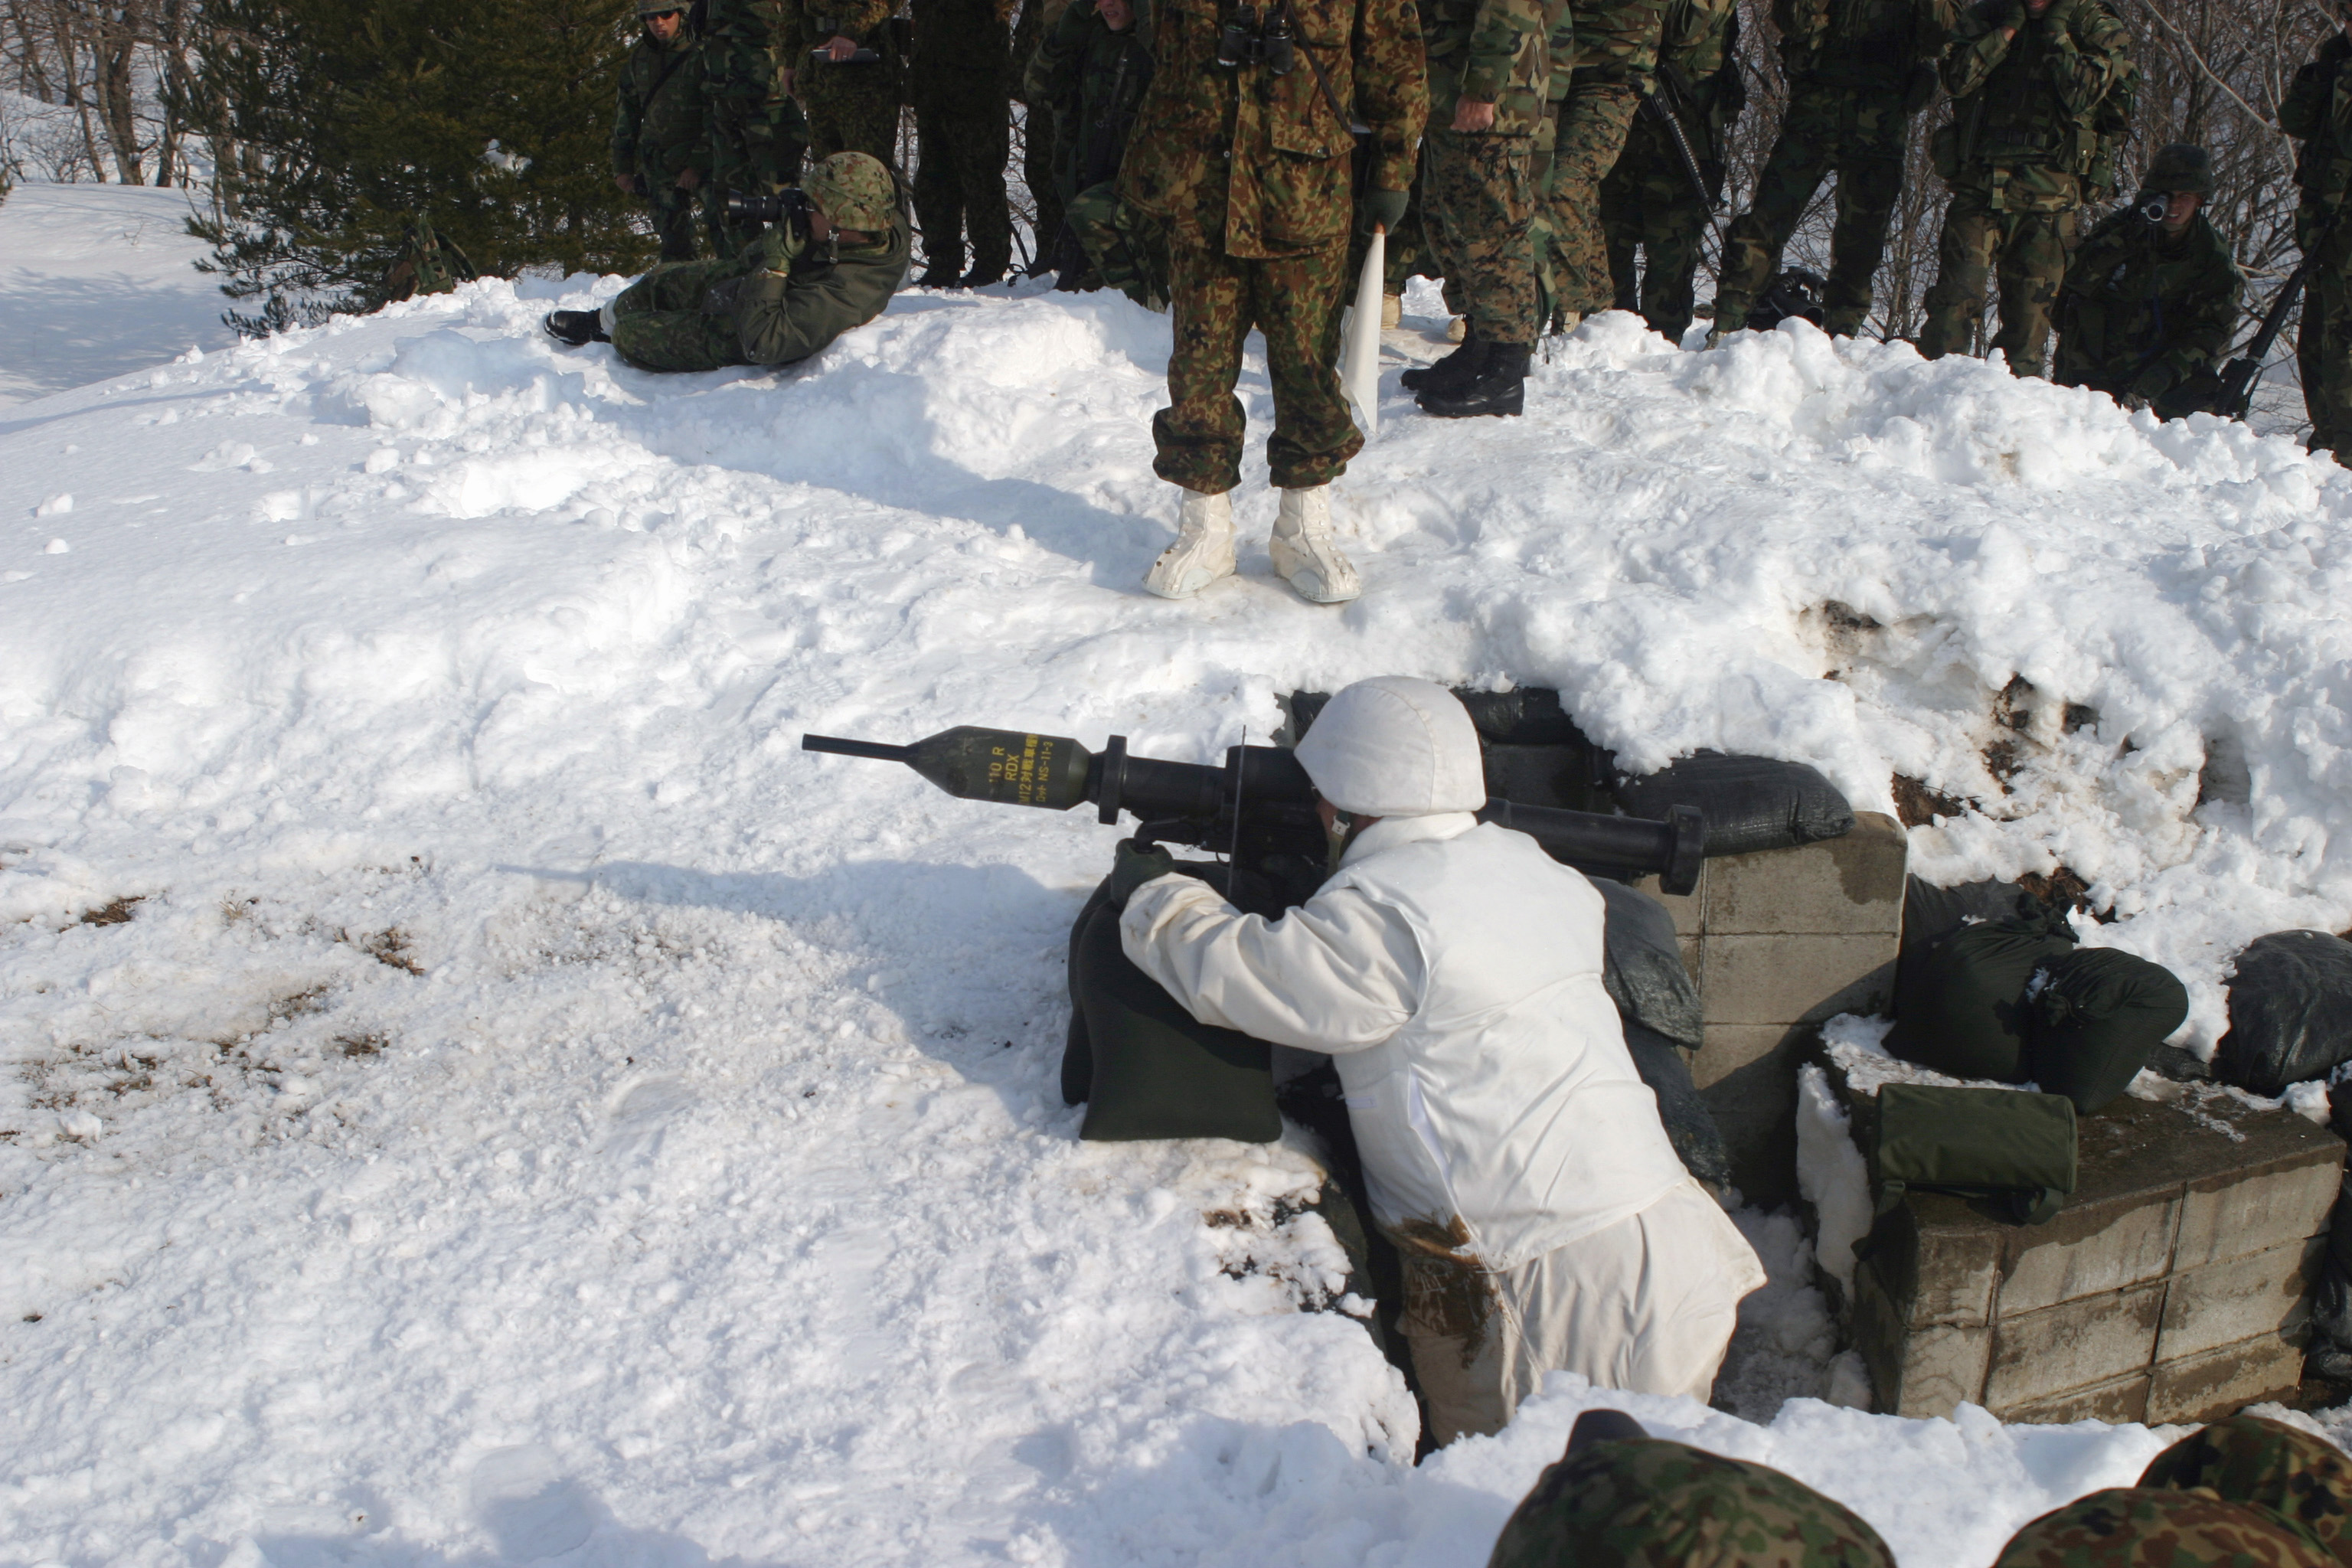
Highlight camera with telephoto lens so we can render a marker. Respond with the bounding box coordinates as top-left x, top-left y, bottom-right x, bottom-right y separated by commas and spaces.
1215, 1, 1296, 72
725, 186, 813, 241
2133, 191, 2170, 224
